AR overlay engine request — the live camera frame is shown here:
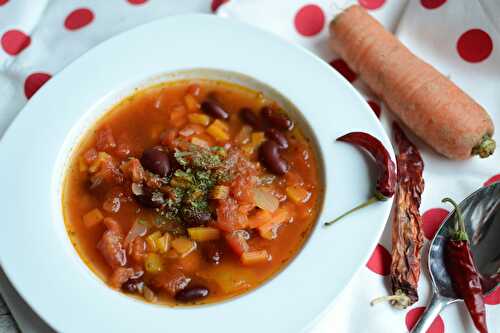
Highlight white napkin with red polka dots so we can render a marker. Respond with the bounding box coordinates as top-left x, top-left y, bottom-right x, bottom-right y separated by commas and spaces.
0, 1, 499, 332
